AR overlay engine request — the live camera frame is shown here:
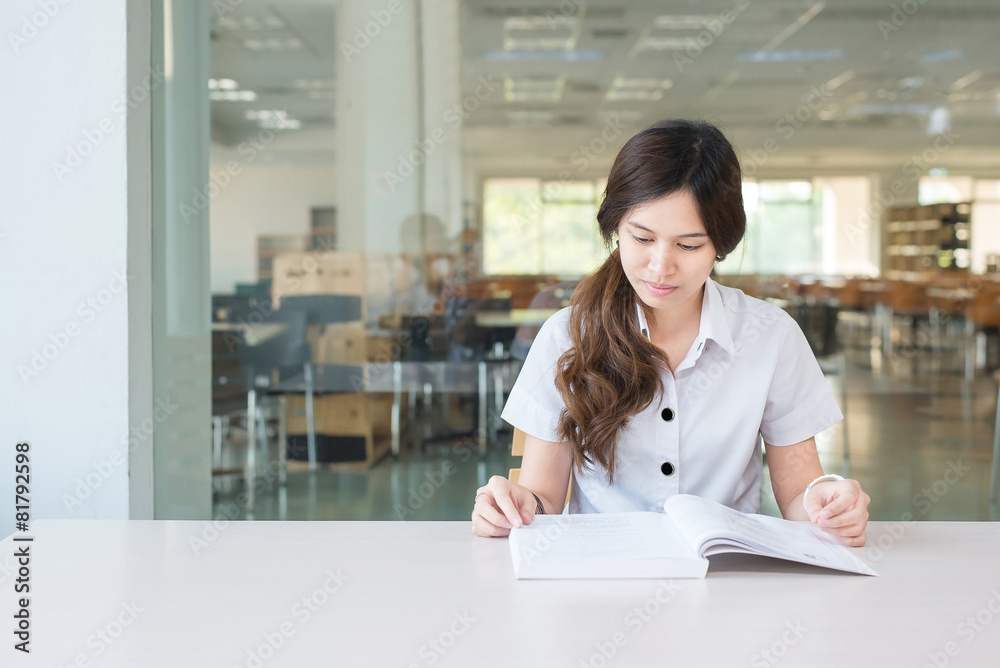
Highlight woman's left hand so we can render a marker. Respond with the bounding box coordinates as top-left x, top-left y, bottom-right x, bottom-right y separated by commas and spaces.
803, 478, 870, 547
